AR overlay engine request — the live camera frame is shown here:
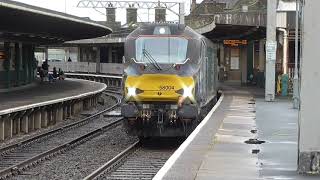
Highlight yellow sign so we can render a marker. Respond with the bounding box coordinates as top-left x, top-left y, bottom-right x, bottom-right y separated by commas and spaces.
224, 40, 247, 46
